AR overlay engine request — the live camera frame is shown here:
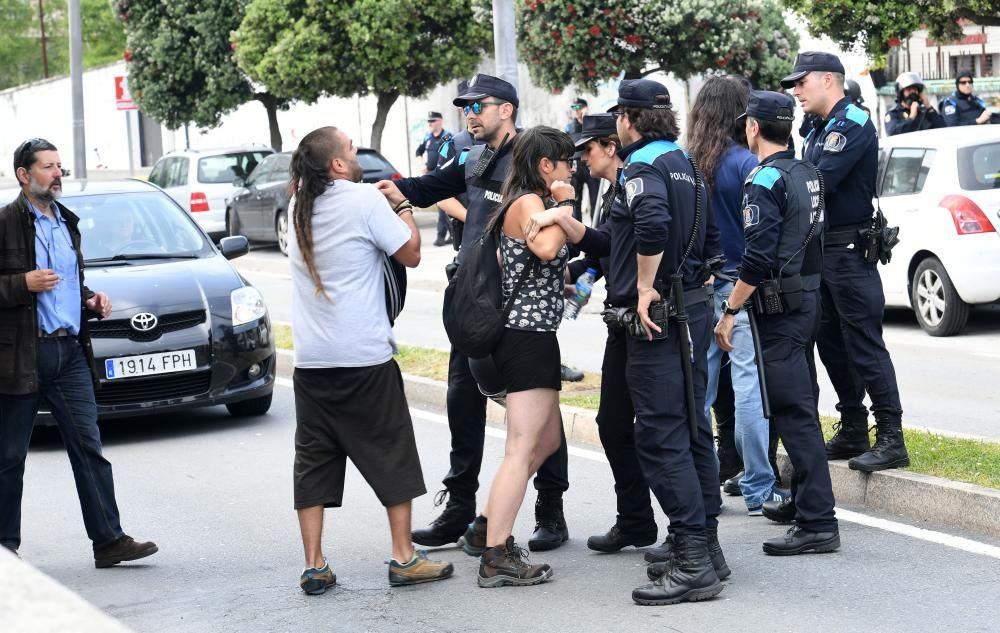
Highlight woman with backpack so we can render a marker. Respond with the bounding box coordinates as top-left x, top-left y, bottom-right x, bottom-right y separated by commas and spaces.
461, 126, 575, 588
